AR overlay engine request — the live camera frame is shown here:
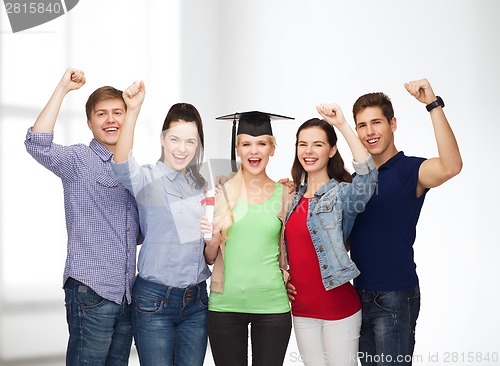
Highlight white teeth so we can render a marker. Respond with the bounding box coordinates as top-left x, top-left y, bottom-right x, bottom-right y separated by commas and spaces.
105, 127, 118, 132
368, 139, 378, 144
174, 154, 187, 159
304, 158, 316, 162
